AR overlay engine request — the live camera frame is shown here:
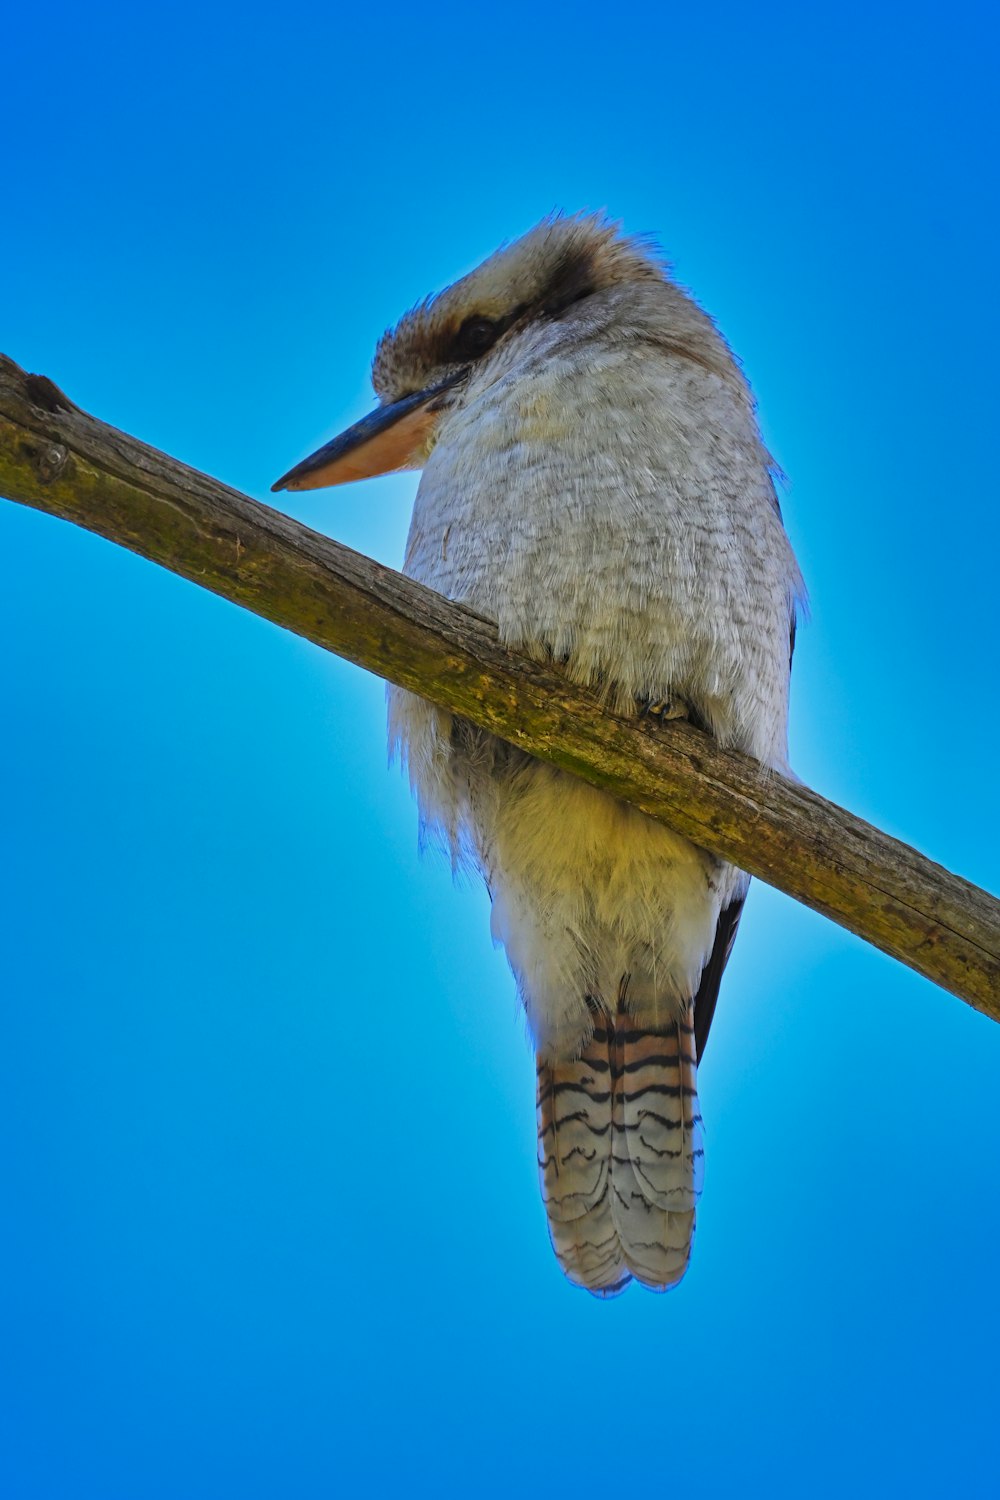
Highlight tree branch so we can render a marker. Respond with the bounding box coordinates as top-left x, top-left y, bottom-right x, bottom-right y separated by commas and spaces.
1, 352, 997, 1020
